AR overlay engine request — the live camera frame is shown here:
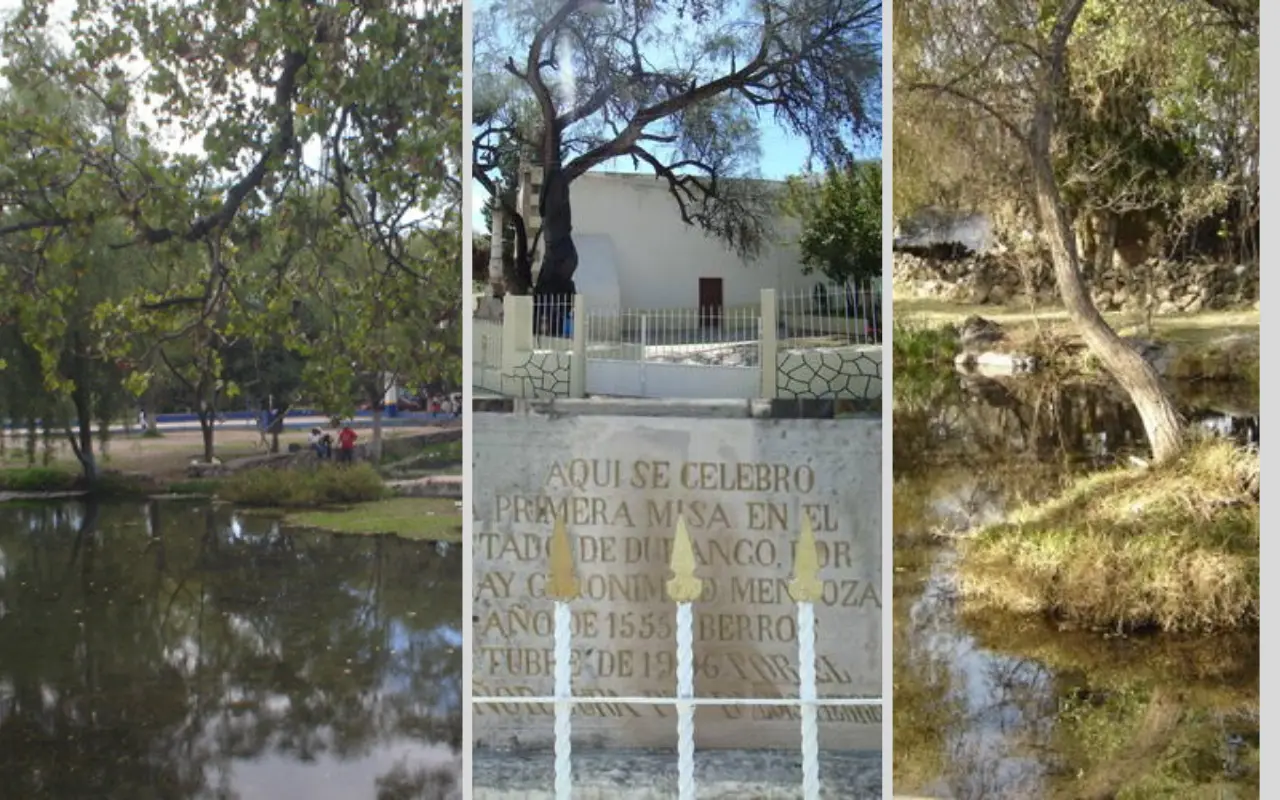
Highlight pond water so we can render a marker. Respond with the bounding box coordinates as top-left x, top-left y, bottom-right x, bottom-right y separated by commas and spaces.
893, 373, 1260, 799
0, 500, 462, 800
